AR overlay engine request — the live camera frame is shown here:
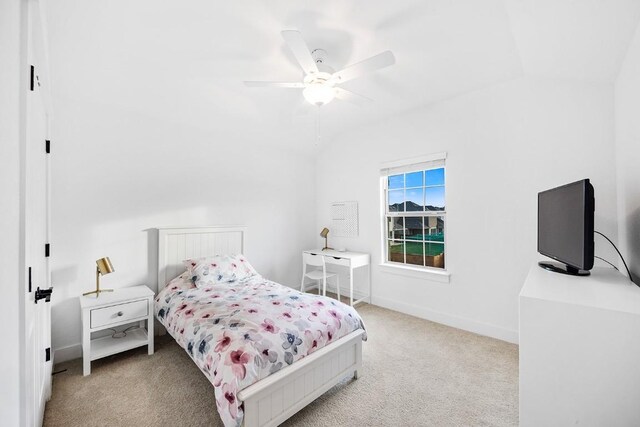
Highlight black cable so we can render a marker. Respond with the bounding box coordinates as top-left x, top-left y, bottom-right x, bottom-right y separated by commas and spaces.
594, 255, 618, 271
594, 231, 635, 285
108, 325, 138, 338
